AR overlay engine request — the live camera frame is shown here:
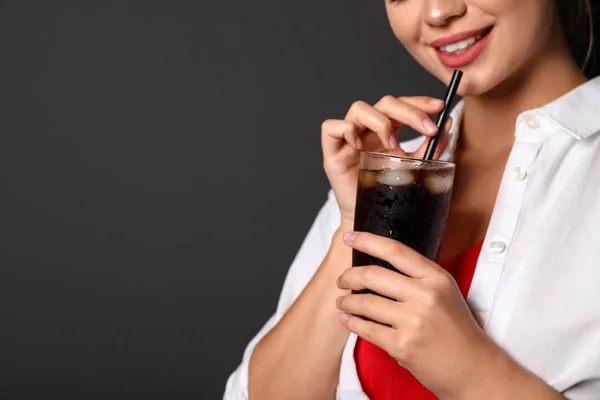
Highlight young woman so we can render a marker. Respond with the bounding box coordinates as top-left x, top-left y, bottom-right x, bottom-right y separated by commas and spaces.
226, 1, 600, 399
